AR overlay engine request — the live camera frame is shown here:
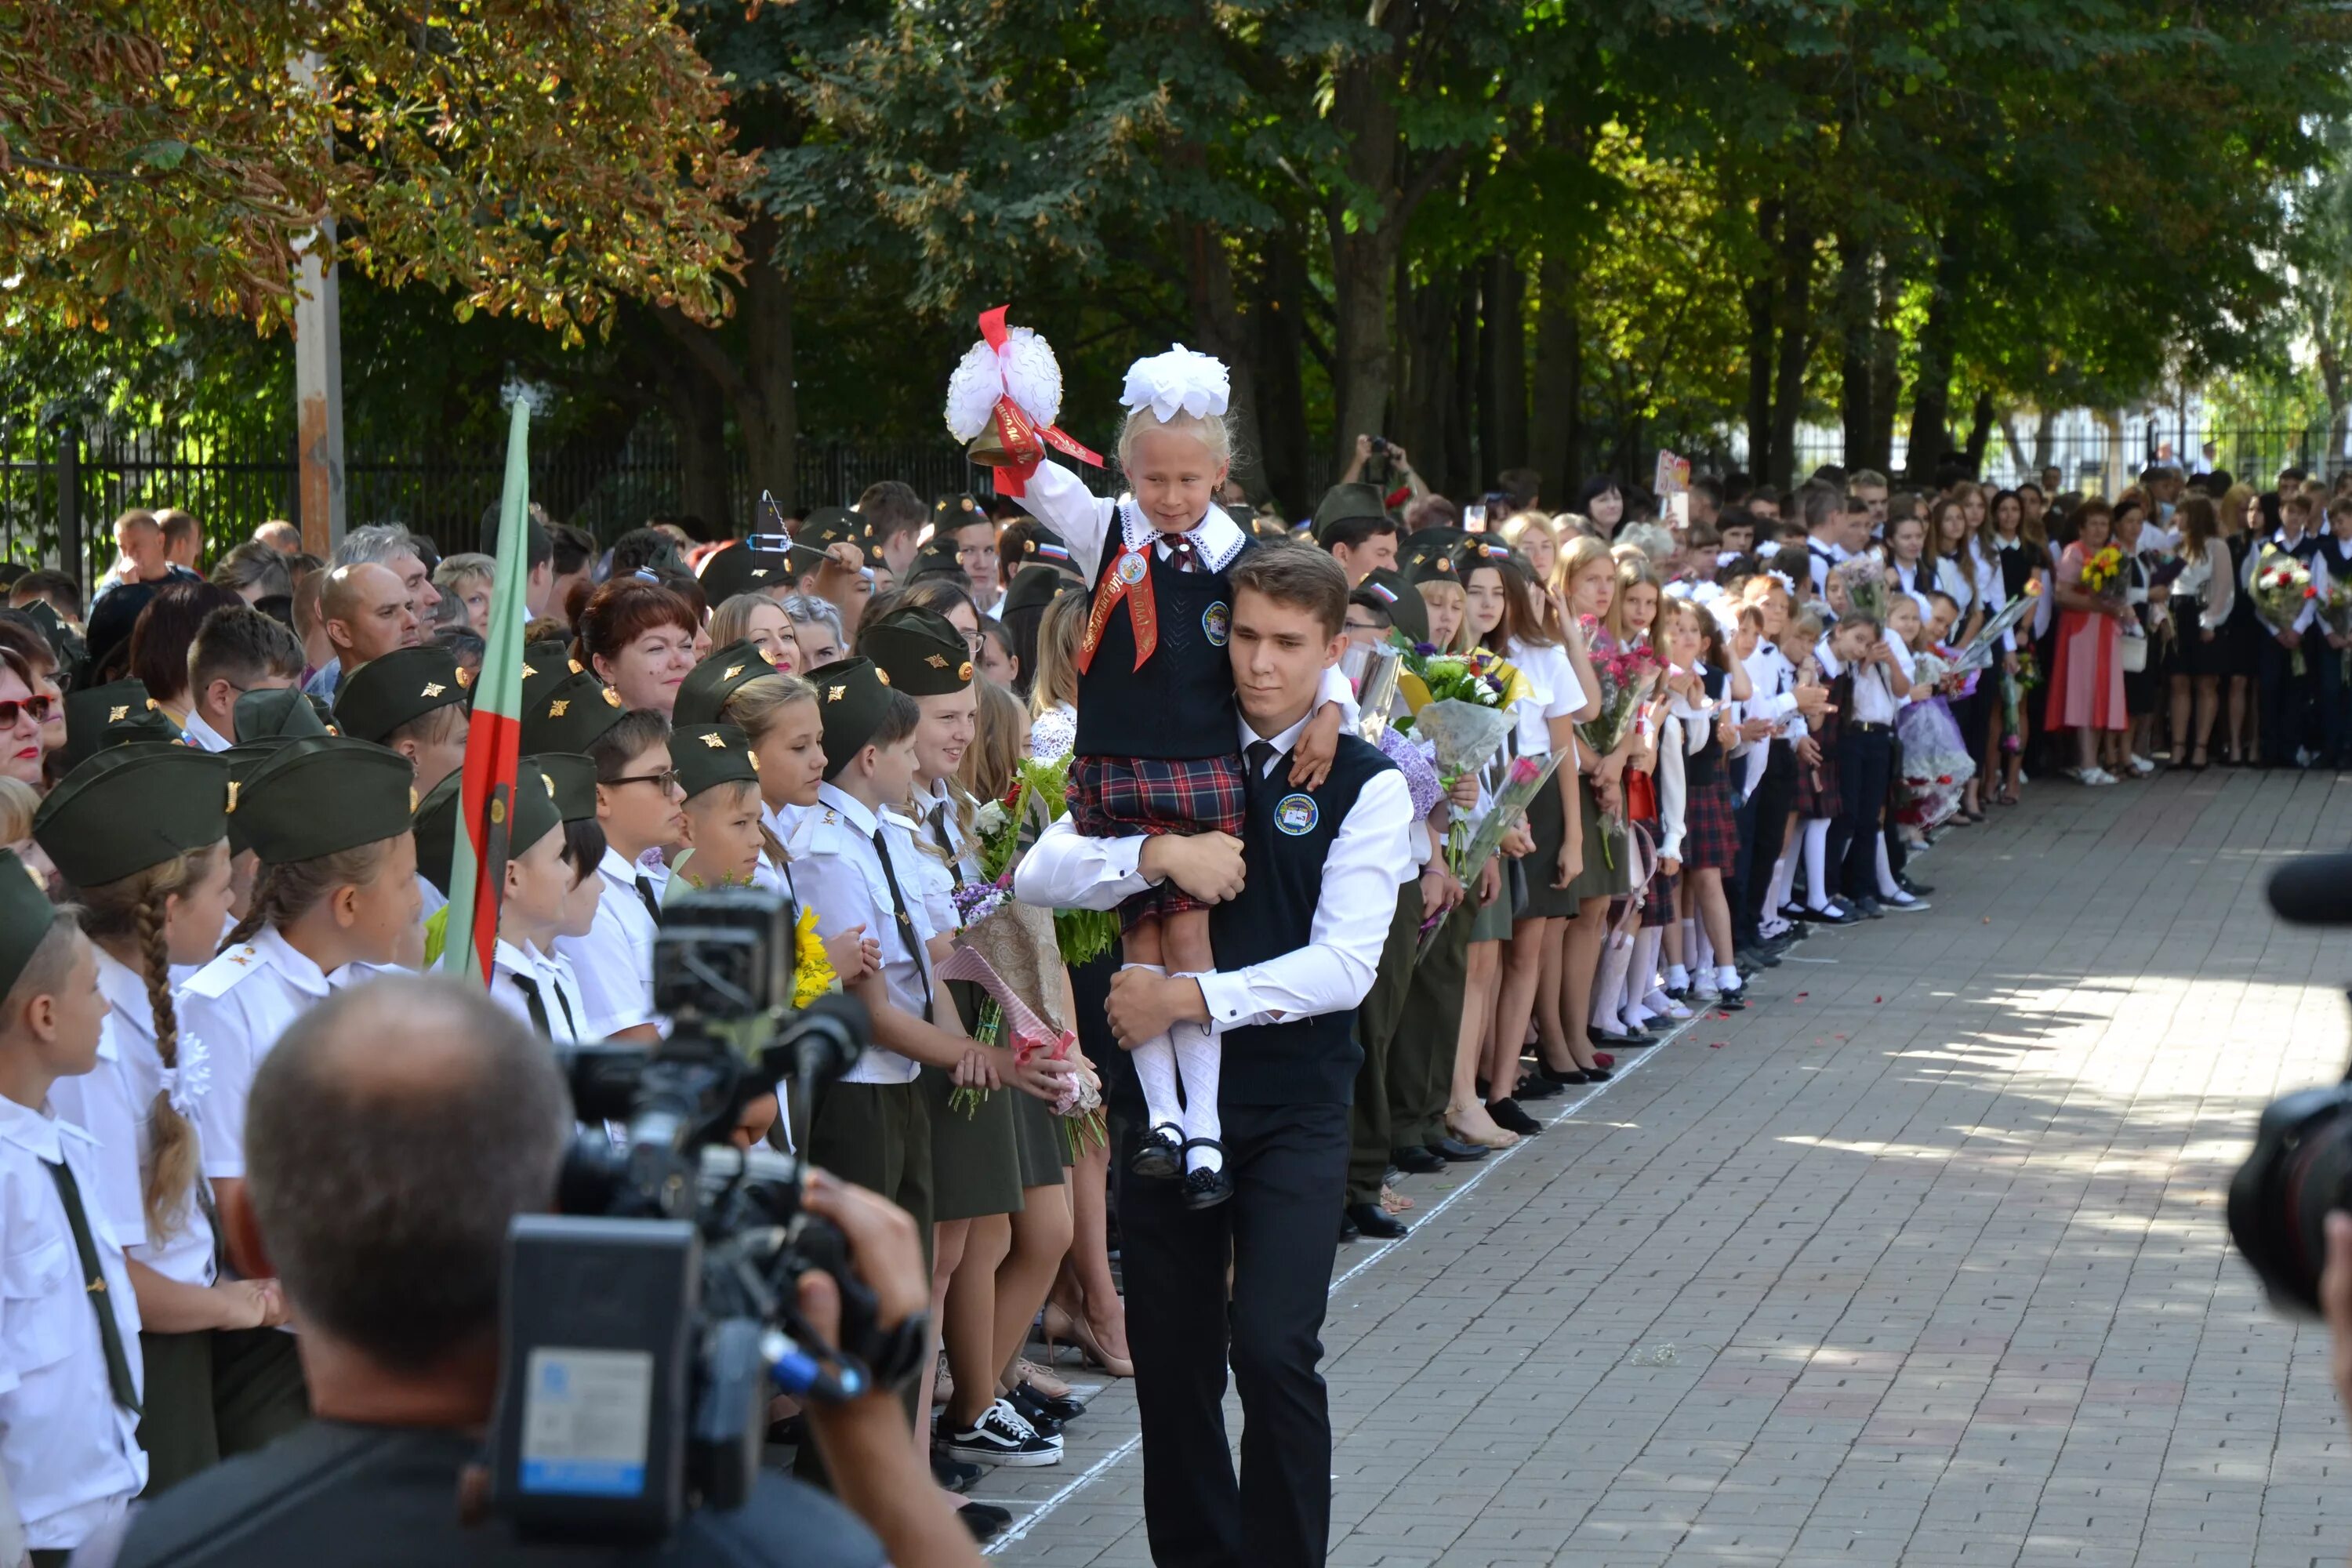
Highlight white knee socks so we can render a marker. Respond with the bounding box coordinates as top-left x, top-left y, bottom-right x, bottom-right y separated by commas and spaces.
1168, 977, 1223, 1174
1875, 836, 1900, 899
1802, 818, 1835, 911
1766, 847, 1798, 920
1591, 935, 1634, 1033
1124, 964, 1182, 1132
